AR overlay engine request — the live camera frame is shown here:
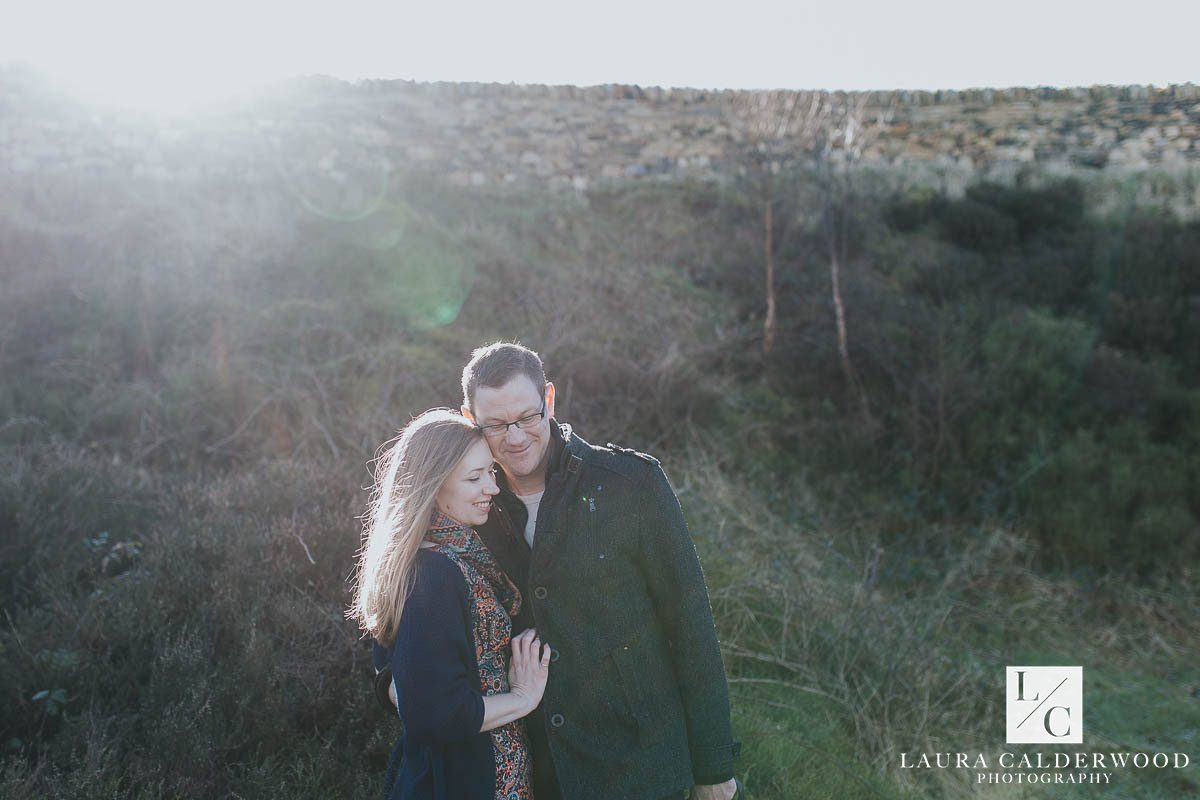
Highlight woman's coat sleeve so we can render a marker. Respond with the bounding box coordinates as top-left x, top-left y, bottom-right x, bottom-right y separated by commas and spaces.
391, 552, 486, 744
